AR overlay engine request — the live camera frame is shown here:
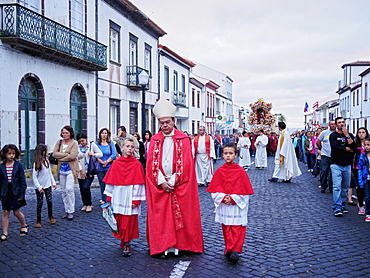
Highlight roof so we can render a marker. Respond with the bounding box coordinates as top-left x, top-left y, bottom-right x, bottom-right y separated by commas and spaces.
105, 0, 167, 39
159, 45, 196, 68
341, 60, 370, 69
